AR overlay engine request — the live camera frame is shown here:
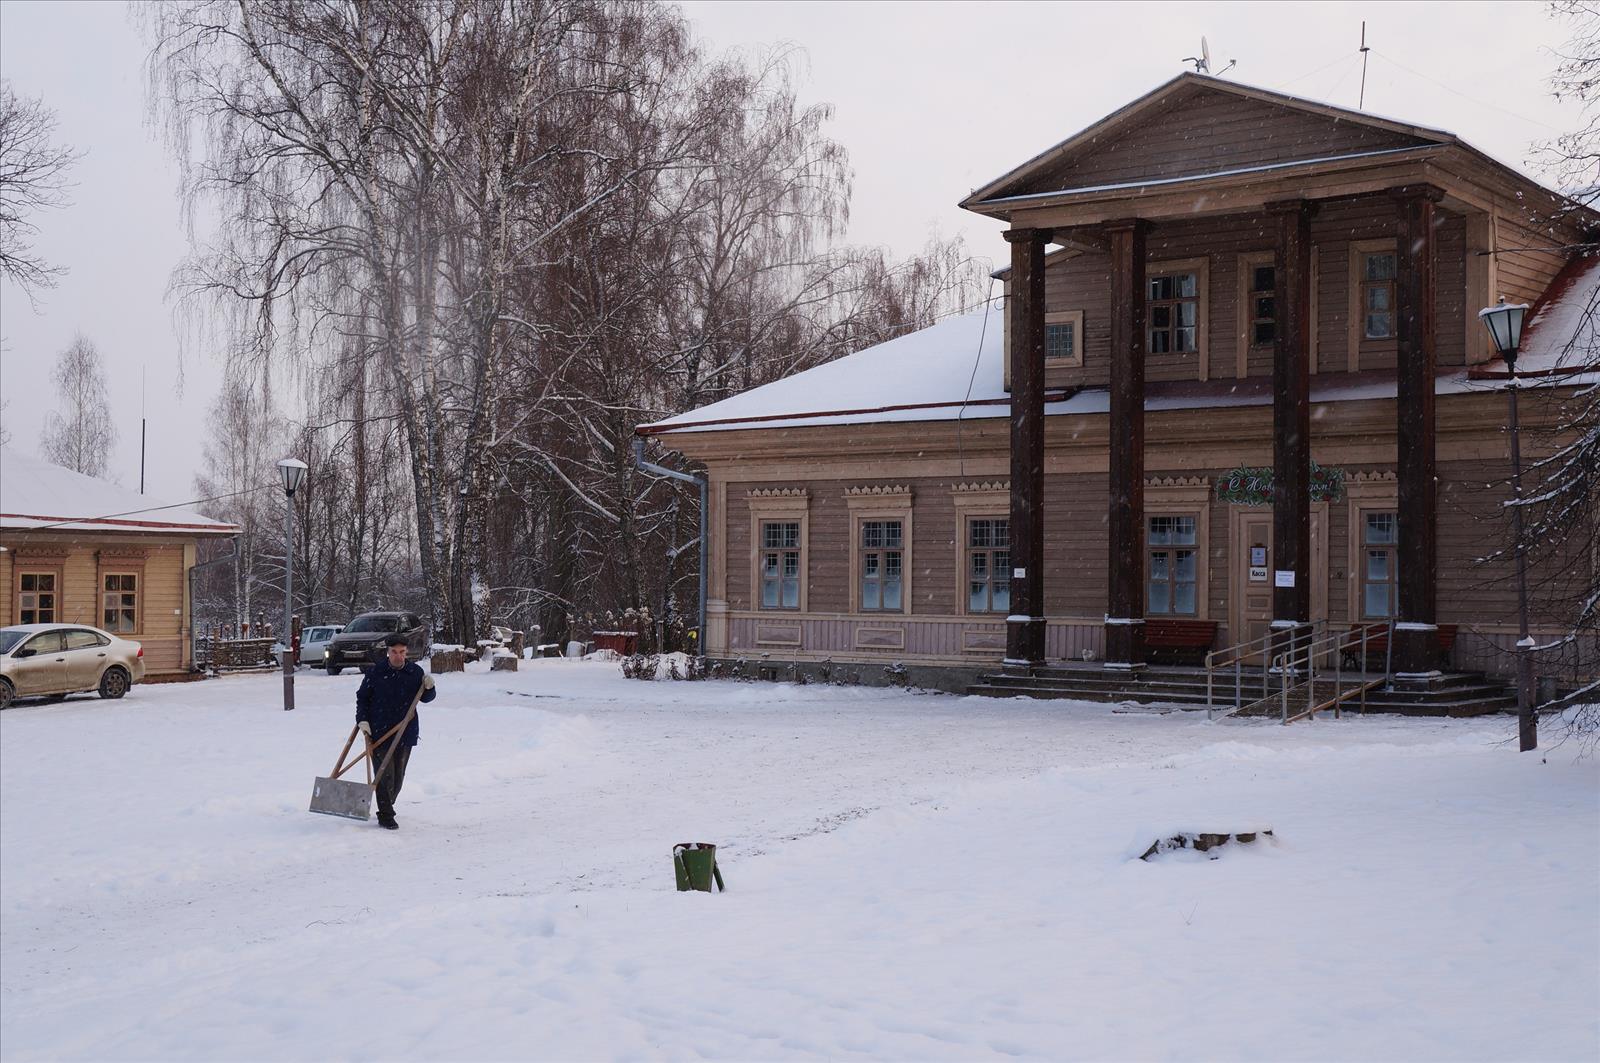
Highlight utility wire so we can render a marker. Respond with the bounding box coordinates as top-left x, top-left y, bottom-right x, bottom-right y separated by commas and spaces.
1370, 49, 1565, 133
